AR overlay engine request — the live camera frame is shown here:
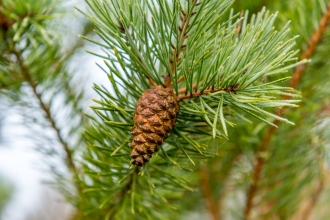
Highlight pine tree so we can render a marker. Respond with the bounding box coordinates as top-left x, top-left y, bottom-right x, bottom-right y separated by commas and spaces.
1, 0, 330, 219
